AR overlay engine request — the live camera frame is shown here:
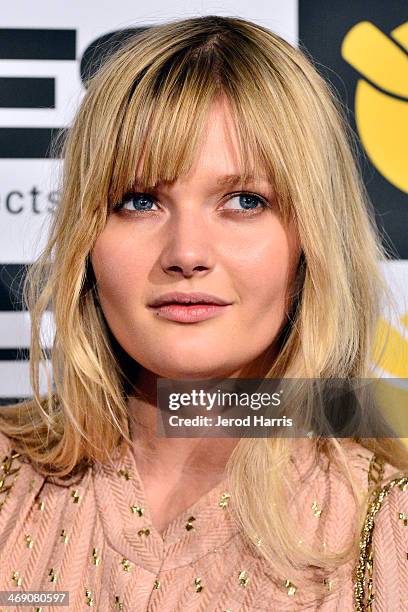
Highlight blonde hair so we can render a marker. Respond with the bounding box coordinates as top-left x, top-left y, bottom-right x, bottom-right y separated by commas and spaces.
1, 14, 408, 596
